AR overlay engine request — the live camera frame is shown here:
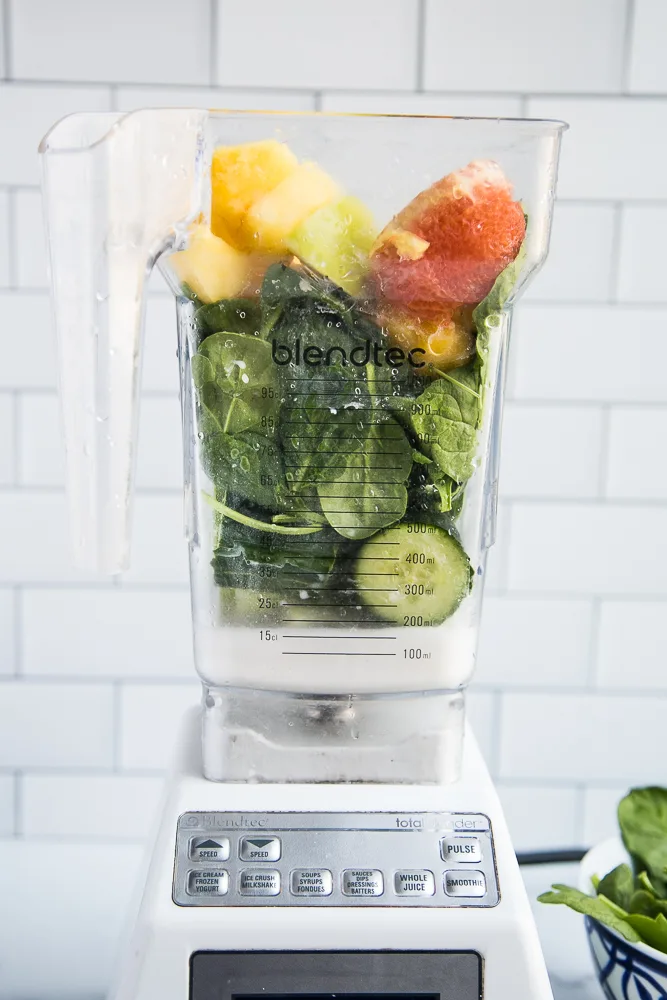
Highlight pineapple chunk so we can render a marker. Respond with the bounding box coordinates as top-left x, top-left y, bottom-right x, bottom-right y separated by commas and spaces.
372, 227, 430, 261
287, 196, 377, 294
244, 162, 341, 252
170, 225, 253, 304
211, 140, 298, 248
